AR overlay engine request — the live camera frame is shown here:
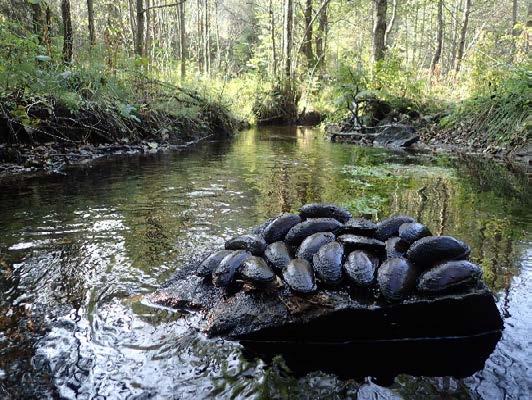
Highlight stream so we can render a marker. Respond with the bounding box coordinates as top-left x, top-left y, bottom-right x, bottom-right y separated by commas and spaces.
0, 126, 530, 399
